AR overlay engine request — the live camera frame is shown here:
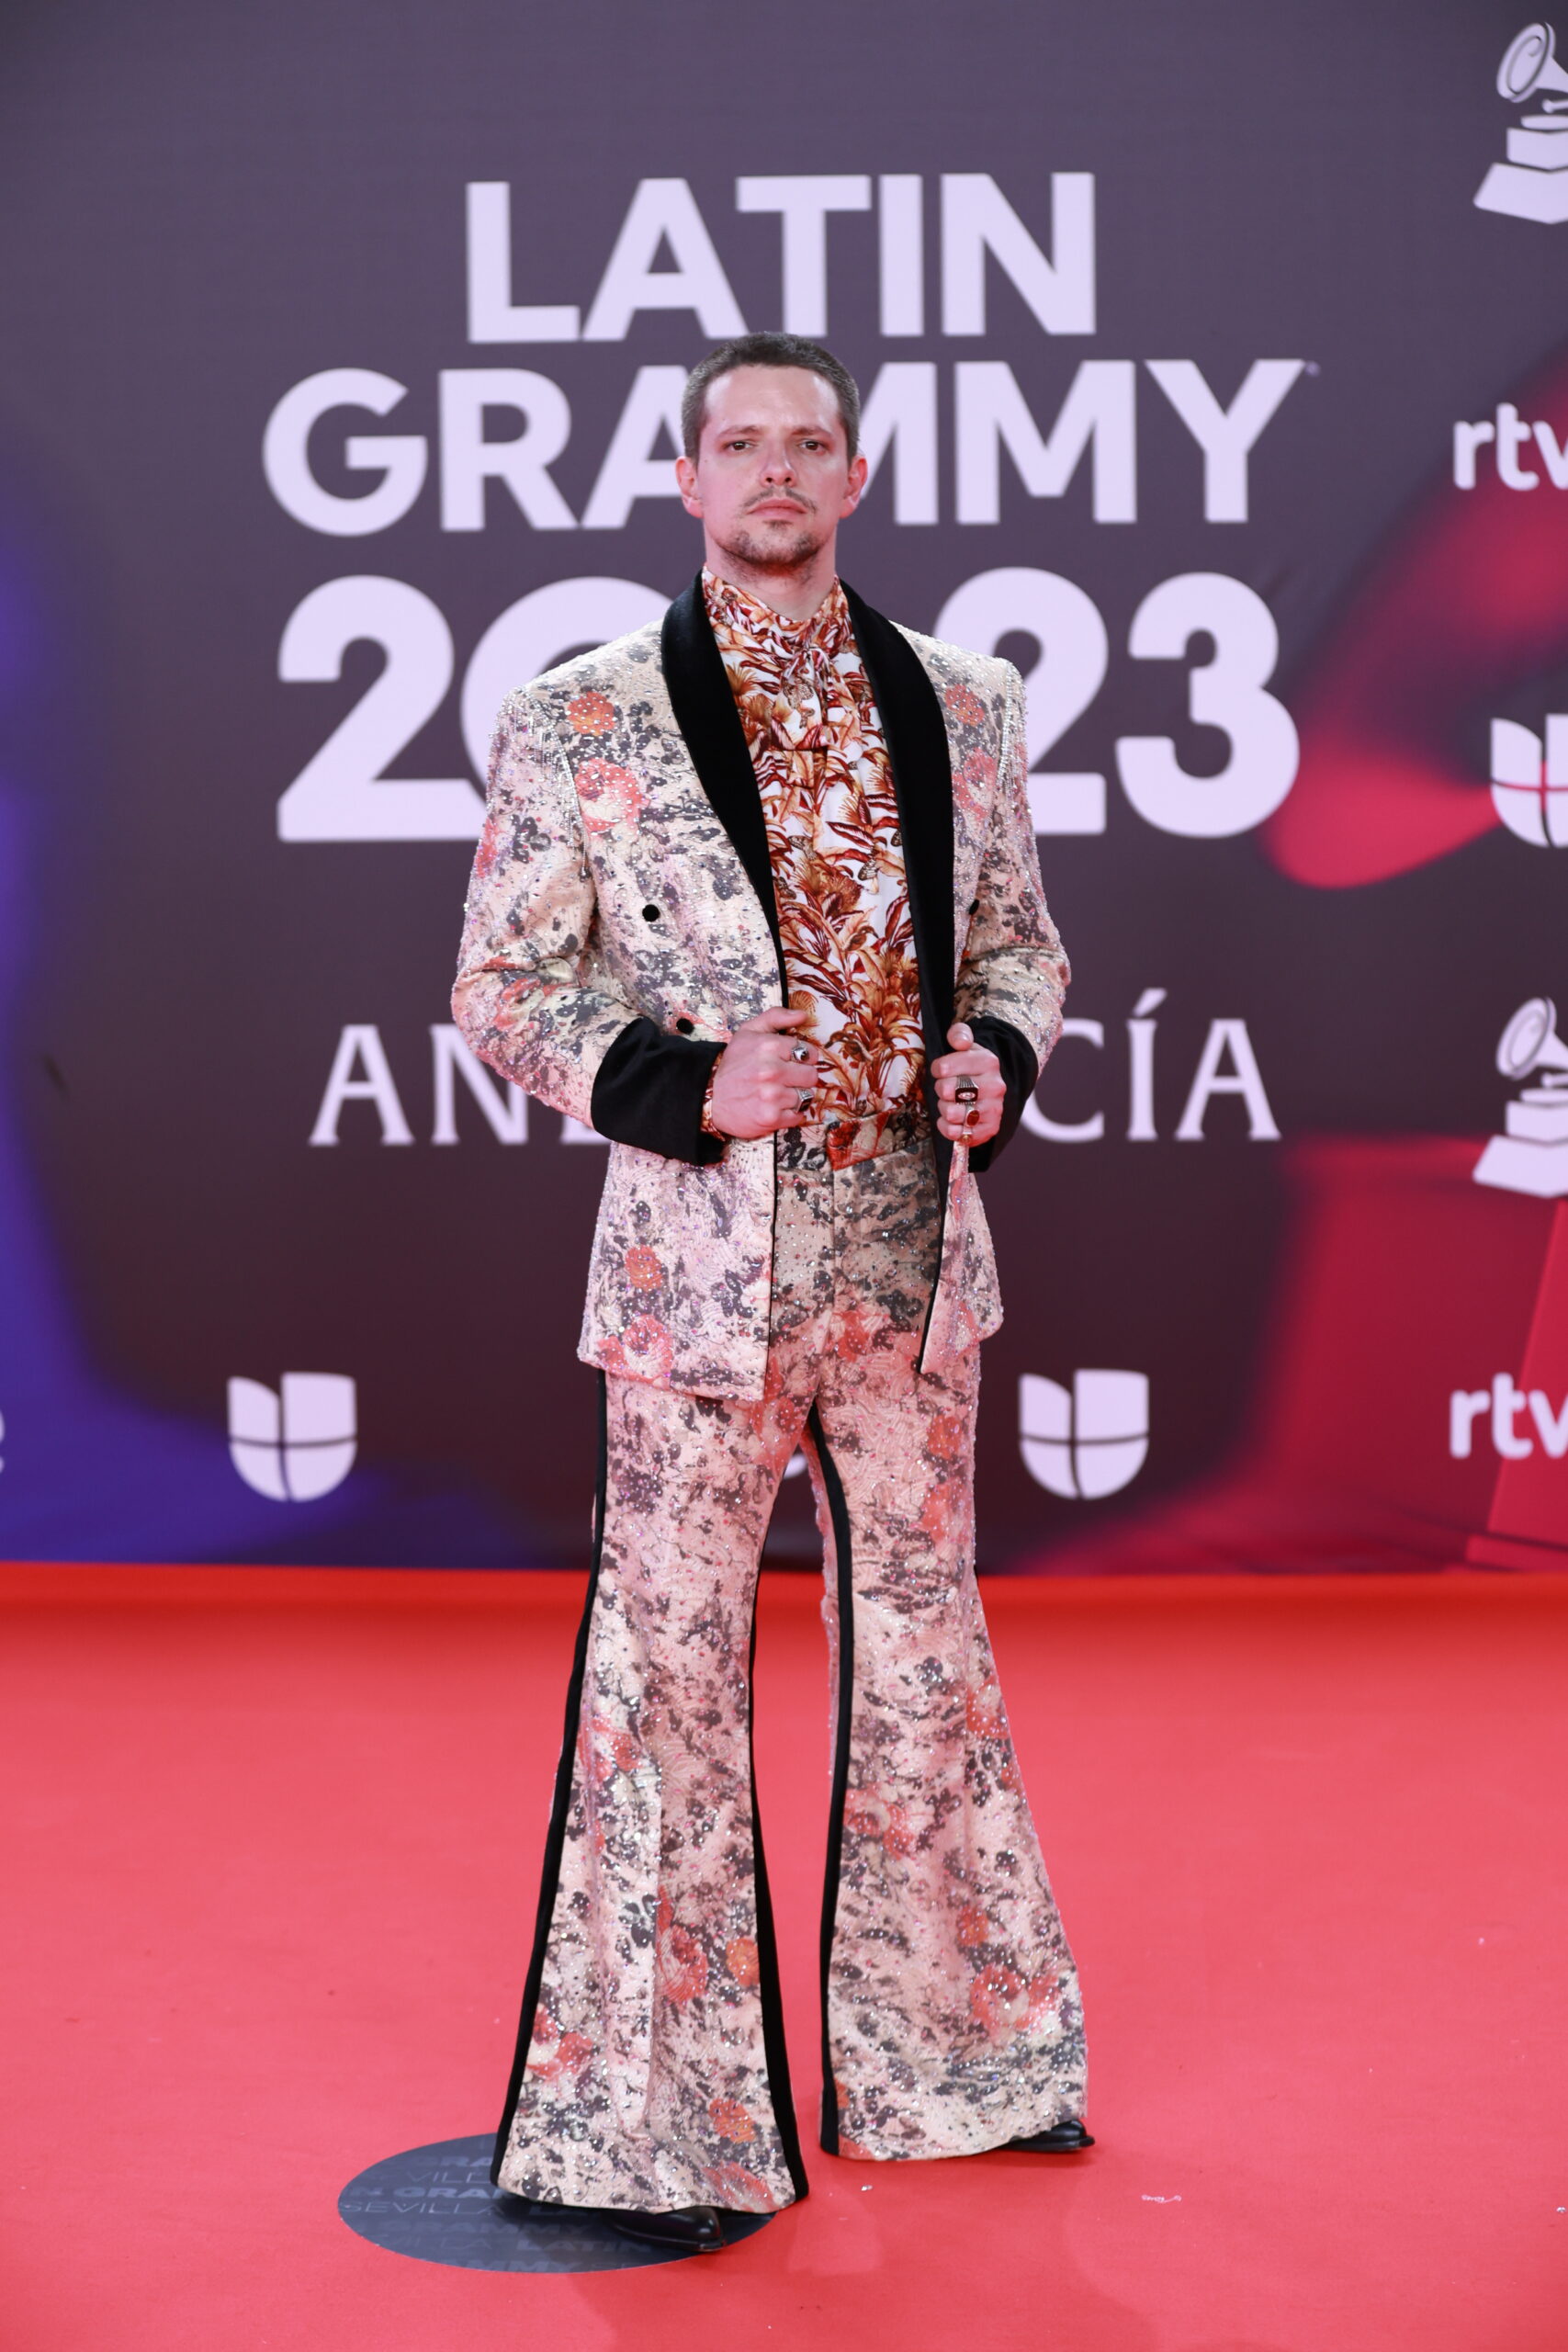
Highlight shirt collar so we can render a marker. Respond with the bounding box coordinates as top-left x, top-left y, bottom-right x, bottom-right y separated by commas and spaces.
703, 568, 852, 666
